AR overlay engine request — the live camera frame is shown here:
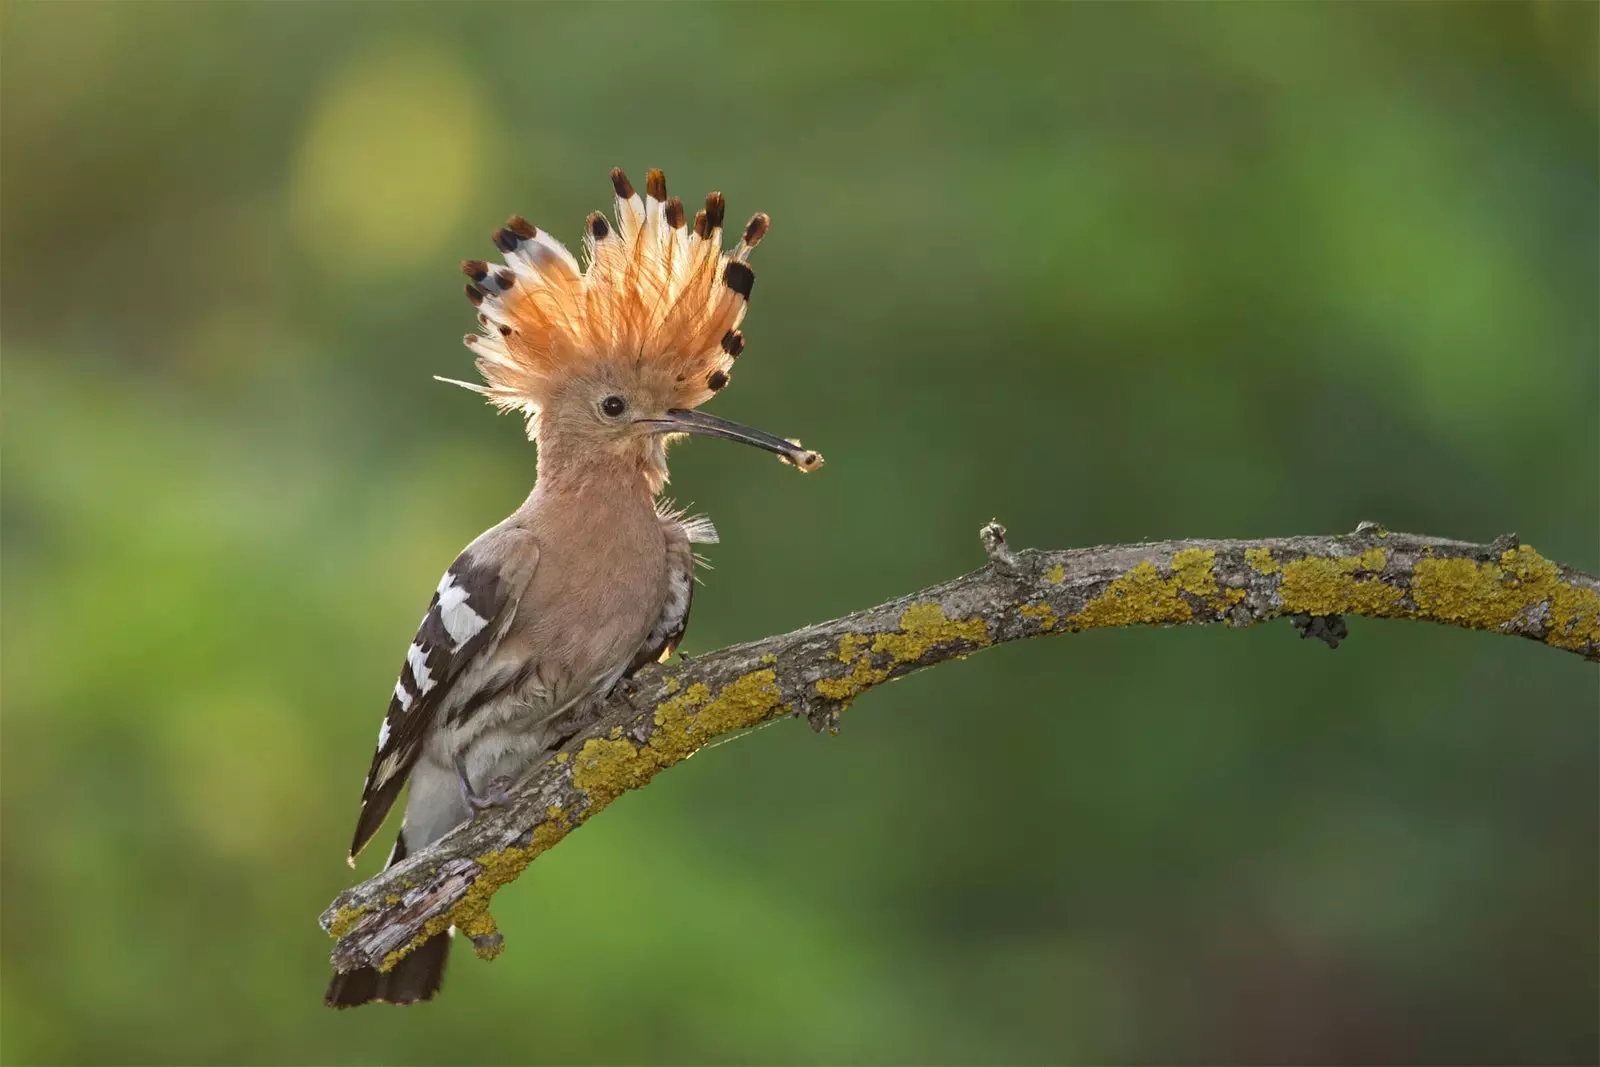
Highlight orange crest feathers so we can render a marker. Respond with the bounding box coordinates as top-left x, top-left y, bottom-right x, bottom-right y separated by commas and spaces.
449, 168, 767, 420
